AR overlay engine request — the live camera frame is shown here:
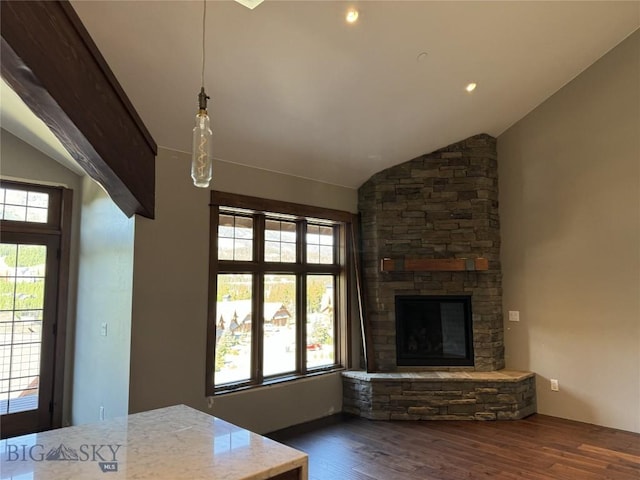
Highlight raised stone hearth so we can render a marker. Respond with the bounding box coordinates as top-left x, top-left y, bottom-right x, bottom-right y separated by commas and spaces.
345, 134, 536, 420
343, 371, 536, 421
